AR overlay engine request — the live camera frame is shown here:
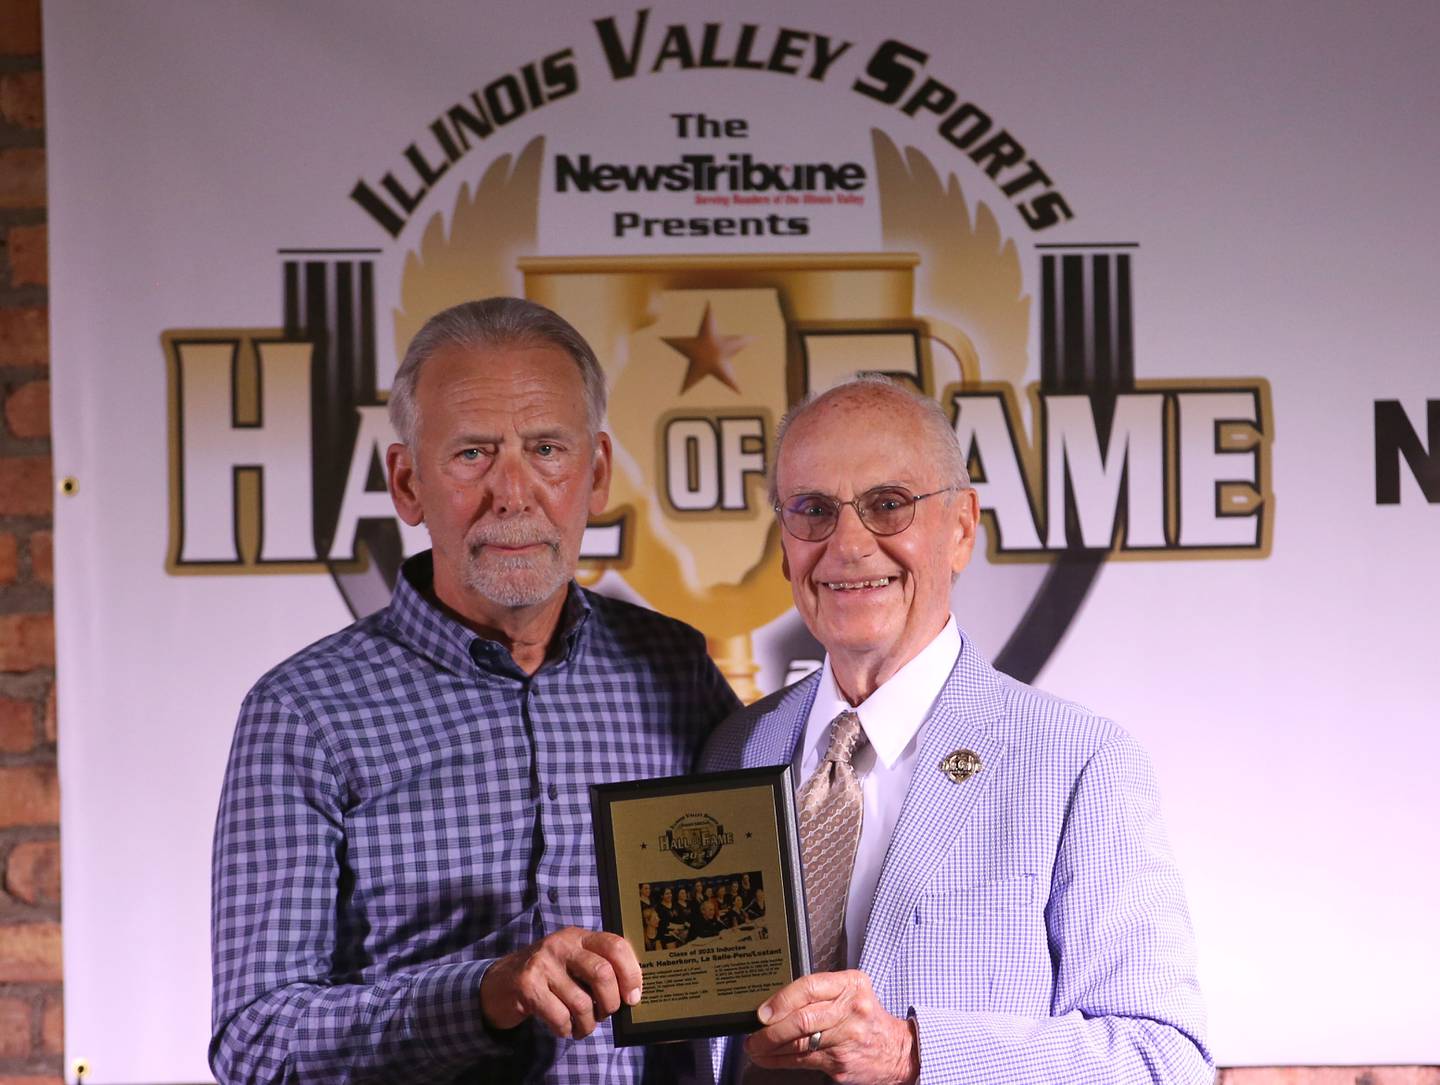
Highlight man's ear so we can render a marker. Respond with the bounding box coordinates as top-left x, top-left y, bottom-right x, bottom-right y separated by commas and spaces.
950, 488, 980, 576
387, 443, 424, 527
588, 432, 613, 516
